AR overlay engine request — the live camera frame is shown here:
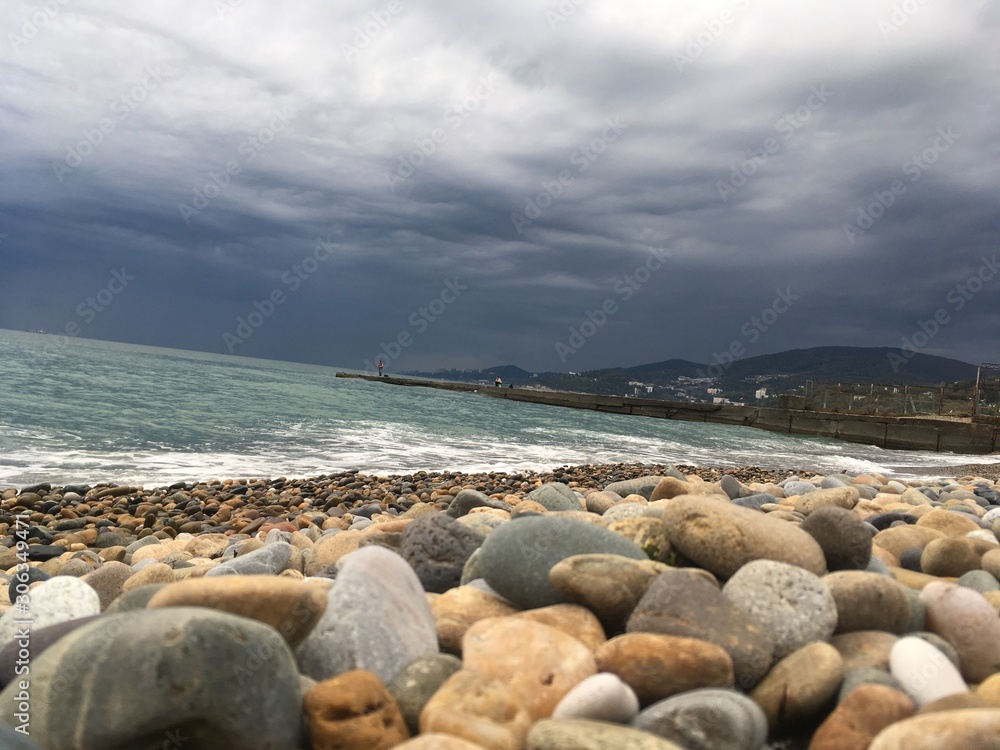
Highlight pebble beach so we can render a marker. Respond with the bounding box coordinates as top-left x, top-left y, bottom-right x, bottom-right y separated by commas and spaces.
2, 461, 1000, 749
